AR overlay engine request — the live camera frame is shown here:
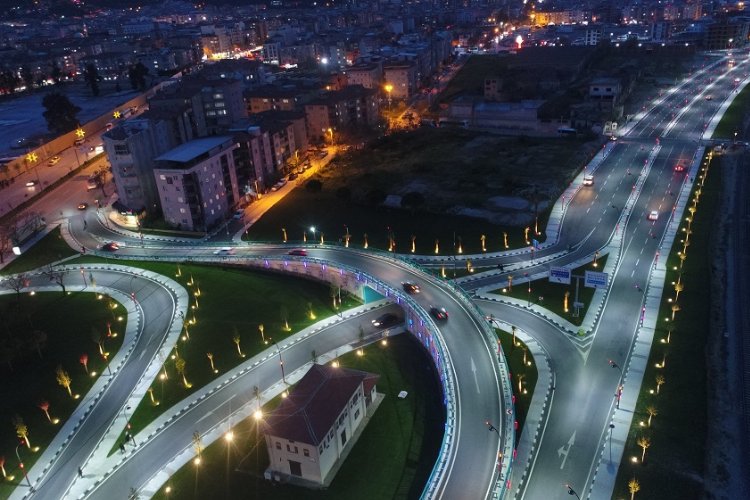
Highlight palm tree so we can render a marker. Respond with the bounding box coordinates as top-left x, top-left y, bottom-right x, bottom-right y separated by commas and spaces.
56, 365, 73, 397
192, 431, 203, 457
671, 303, 681, 321
629, 478, 640, 500
280, 306, 290, 331
175, 358, 191, 388
0, 456, 6, 478
79, 353, 89, 374
38, 400, 52, 422
30, 330, 47, 358
206, 352, 216, 373
674, 281, 684, 302
258, 324, 265, 343
233, 332, 244, 358
91, 328, 104, 356
14, 416, 30, 448
655, 374, 665, 394
637, 435, 651, 462
511, 325, 517, 347
646, 406, 658, 427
